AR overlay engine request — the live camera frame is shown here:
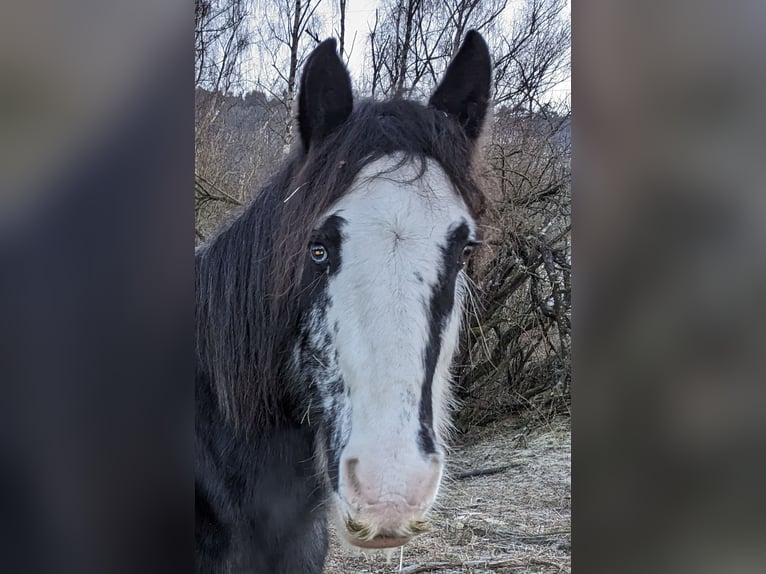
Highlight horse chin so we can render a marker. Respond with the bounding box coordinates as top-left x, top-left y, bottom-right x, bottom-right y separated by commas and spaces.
330, 499, 429, 551
346, 534, 410, 549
